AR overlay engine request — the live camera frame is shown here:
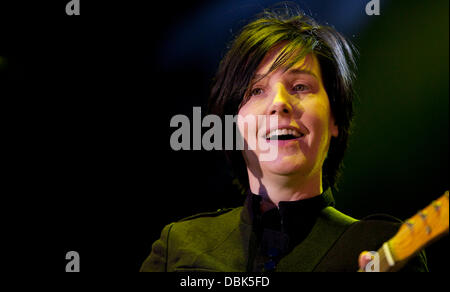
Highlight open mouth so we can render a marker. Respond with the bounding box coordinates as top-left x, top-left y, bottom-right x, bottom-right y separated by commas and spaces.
265, 128, 305, 141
